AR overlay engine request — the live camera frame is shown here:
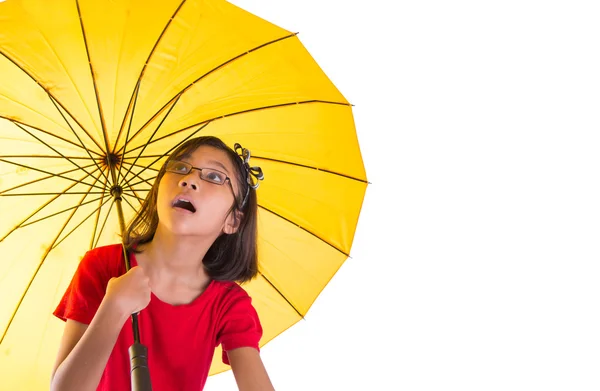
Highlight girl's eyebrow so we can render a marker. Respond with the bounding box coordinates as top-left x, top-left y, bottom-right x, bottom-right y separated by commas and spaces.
178, 153, 229, 174
179, 153, 230, 174
207, 159, 230, 174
